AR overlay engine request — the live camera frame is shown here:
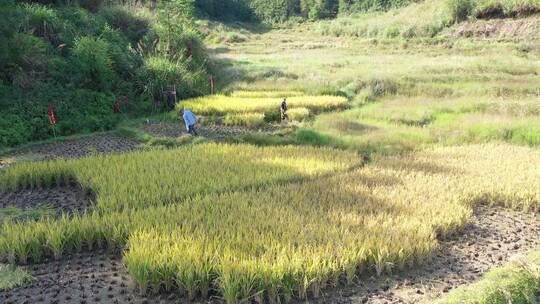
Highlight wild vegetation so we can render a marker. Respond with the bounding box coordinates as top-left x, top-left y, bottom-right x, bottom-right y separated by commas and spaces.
196, 0, 418, 23
434, 250, 540, 303
0, 0, 208, 147
317, 0, 540, 38
0, 264, 33, 291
